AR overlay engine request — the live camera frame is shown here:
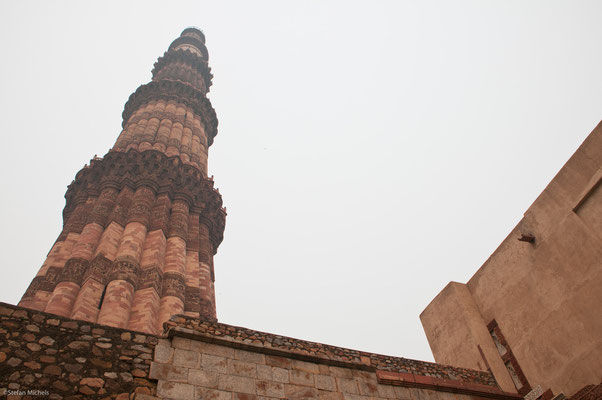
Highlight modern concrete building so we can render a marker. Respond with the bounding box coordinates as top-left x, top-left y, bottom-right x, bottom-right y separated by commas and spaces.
421, 122, 602, 398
